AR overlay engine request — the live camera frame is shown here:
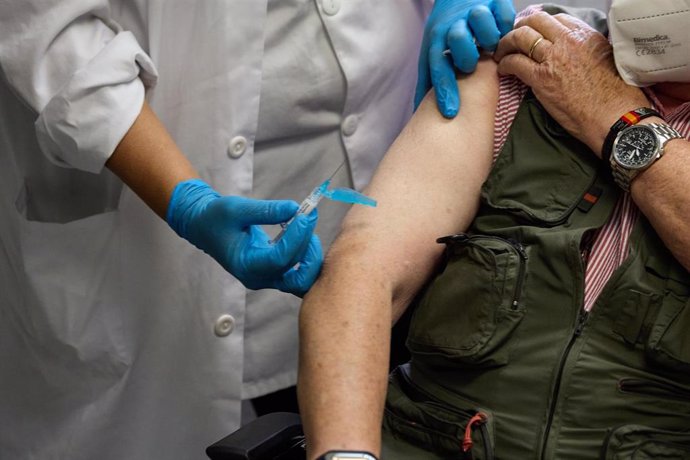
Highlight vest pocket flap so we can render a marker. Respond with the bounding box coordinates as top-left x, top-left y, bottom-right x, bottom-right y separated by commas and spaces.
407, 234, 527, 368
601, 425, 690, 459
644, 254, 690, 297
646, 293, 690, 371
384, 369, 494, 459
482, 96, 601, 226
